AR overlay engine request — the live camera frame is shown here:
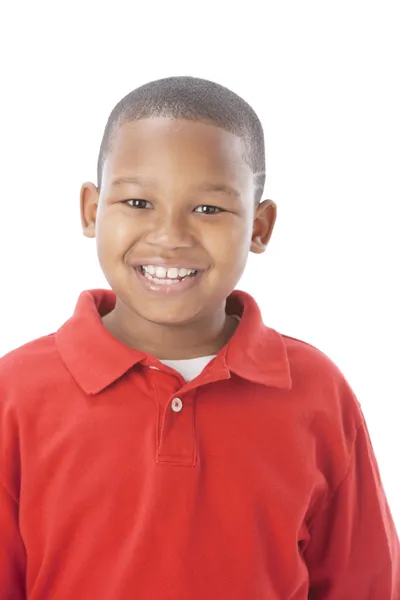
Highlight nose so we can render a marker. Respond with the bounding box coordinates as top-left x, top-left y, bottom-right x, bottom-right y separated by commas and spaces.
145, 210, 194, 250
